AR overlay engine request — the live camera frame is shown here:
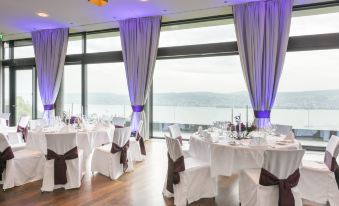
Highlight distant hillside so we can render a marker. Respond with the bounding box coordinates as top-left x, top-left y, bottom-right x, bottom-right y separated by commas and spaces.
64, 90, 339, 109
